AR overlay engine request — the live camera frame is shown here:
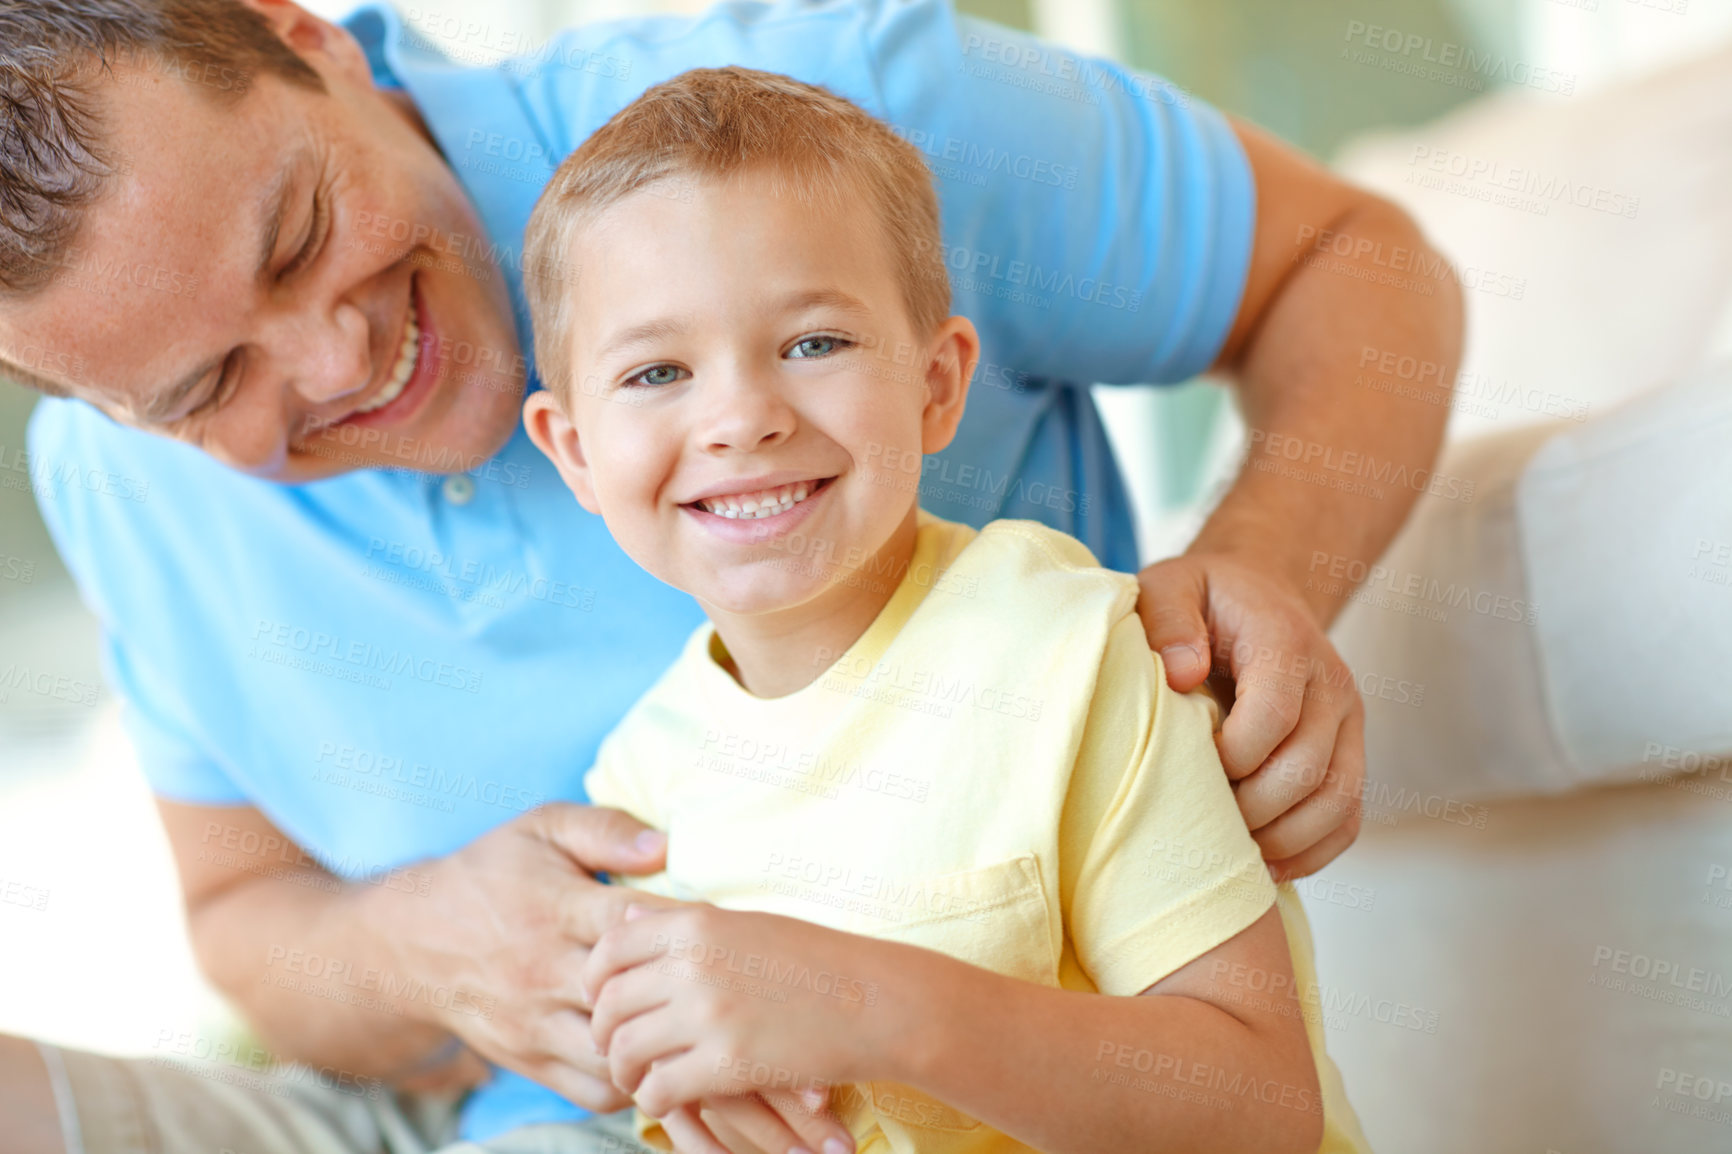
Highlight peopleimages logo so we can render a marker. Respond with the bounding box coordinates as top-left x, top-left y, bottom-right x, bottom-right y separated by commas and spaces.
248, 619, 484, 694
1341, 21, 1577, 95
1406, 146, 1641, 220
